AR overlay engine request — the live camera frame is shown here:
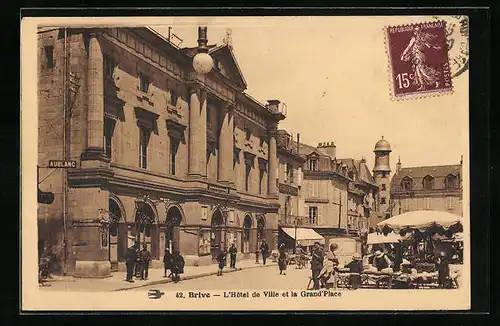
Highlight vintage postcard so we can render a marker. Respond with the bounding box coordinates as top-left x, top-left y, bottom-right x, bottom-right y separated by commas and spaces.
21, 15, 470, 311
